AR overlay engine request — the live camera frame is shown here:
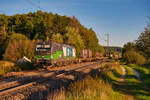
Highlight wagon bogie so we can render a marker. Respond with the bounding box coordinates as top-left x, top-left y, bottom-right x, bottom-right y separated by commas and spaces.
95, 52, 103, 59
